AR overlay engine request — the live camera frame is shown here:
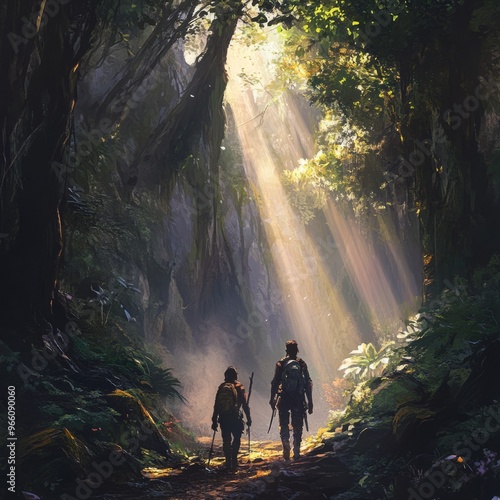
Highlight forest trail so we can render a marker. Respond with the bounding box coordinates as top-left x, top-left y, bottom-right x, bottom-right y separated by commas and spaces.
92, 437, 349, 499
